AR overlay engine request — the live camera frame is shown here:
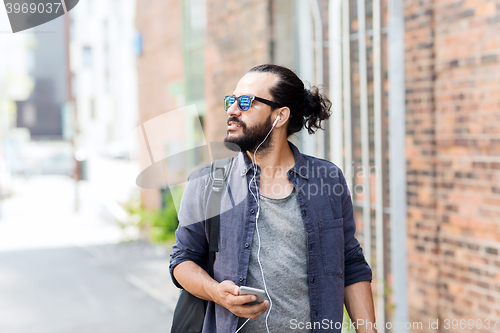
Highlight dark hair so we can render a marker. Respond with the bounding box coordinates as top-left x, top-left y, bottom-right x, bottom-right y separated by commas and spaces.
248, 64, 332, 136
